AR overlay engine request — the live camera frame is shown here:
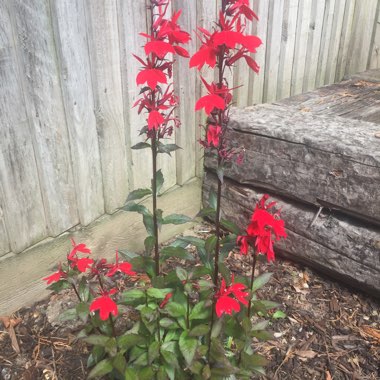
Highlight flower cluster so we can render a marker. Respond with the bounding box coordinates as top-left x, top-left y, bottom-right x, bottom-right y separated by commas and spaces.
43, 243, 135, 321
238, 195, 287, 261
191, 0, 261, 158
134, 2, 190, 138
